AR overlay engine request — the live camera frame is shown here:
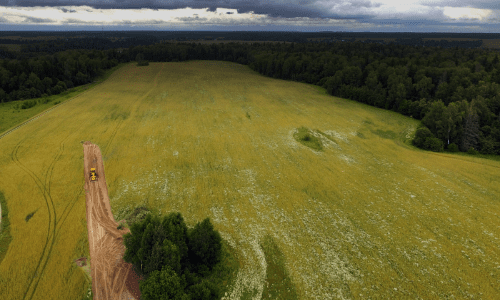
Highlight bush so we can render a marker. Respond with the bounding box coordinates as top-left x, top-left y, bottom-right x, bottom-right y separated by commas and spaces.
447, 143, 459, 152
412, 126, 434, 148
467, 147, 479, 155
424, 137, 444, 152
137, 60, 150, 66
126, 206, 151, 225
21, 99, 37, 109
